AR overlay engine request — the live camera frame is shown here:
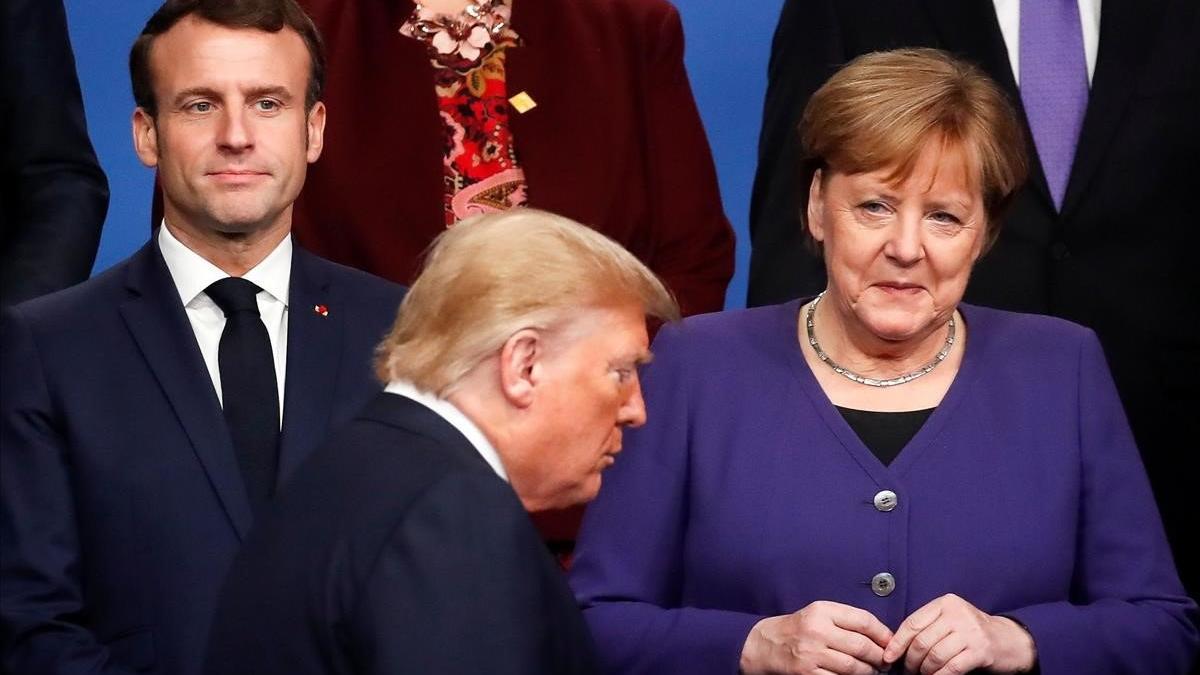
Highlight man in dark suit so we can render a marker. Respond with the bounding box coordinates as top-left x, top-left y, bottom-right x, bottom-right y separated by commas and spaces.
0, 1, 404, 673
205, 209, 681, 675
747, 0, 1200, 599
1, 0, 108, 305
